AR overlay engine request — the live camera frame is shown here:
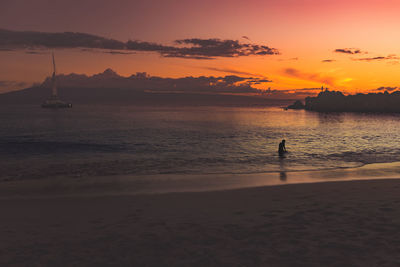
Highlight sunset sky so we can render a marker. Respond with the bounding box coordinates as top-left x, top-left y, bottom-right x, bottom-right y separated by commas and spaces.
1, 0, 400, 95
